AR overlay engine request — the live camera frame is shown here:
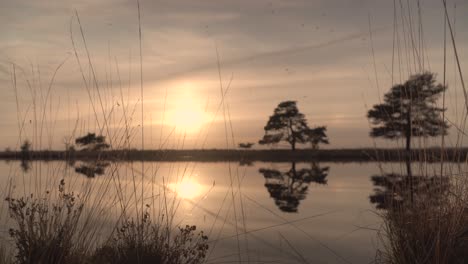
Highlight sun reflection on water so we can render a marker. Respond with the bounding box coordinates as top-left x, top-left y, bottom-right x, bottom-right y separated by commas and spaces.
169, 177, 204, 200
